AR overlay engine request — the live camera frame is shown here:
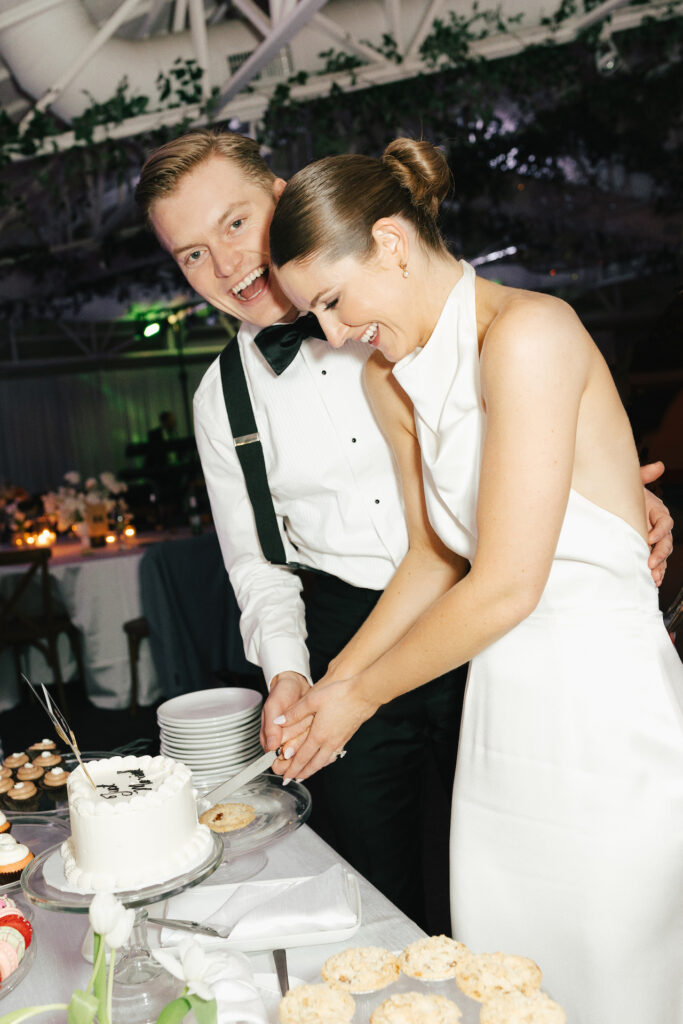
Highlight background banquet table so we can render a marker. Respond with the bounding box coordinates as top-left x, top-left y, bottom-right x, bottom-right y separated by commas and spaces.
0, 534, 160, 712
2, 824, 425, 1018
